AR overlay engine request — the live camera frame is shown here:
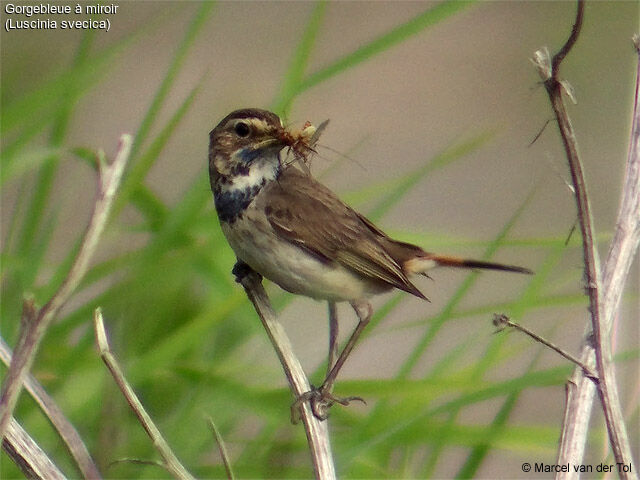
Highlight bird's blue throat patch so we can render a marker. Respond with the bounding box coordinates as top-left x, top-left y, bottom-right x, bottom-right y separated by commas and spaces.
214, 179, 266, 223
212, 151, 282, 223
239, 147, 263, 164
